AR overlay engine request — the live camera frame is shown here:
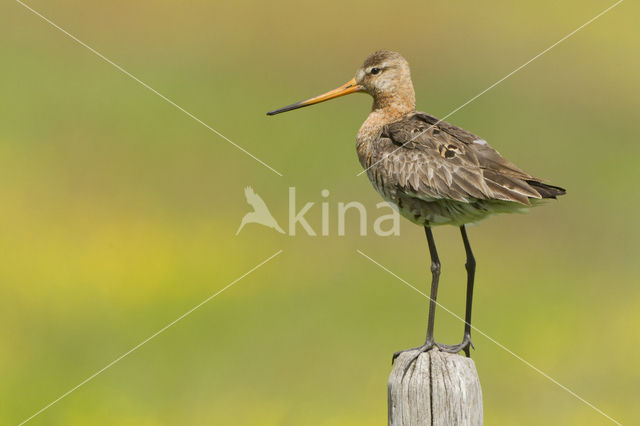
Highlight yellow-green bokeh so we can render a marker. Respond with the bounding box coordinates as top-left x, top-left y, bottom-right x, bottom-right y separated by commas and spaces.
1, 0, 639, 424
